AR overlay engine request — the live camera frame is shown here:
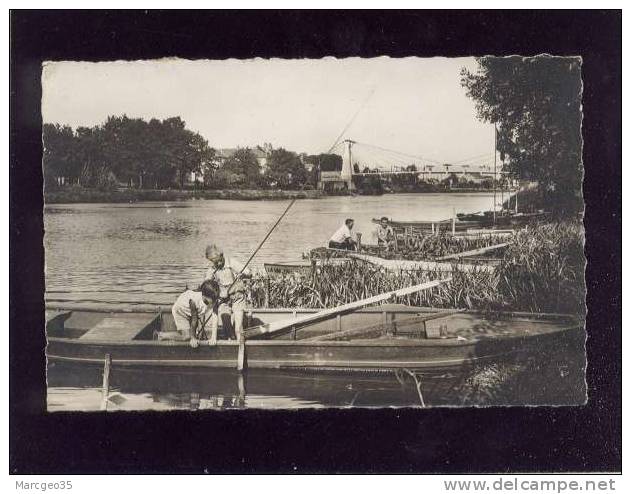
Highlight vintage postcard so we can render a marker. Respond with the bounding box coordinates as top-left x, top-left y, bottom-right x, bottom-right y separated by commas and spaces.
42, 56, 586, 410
